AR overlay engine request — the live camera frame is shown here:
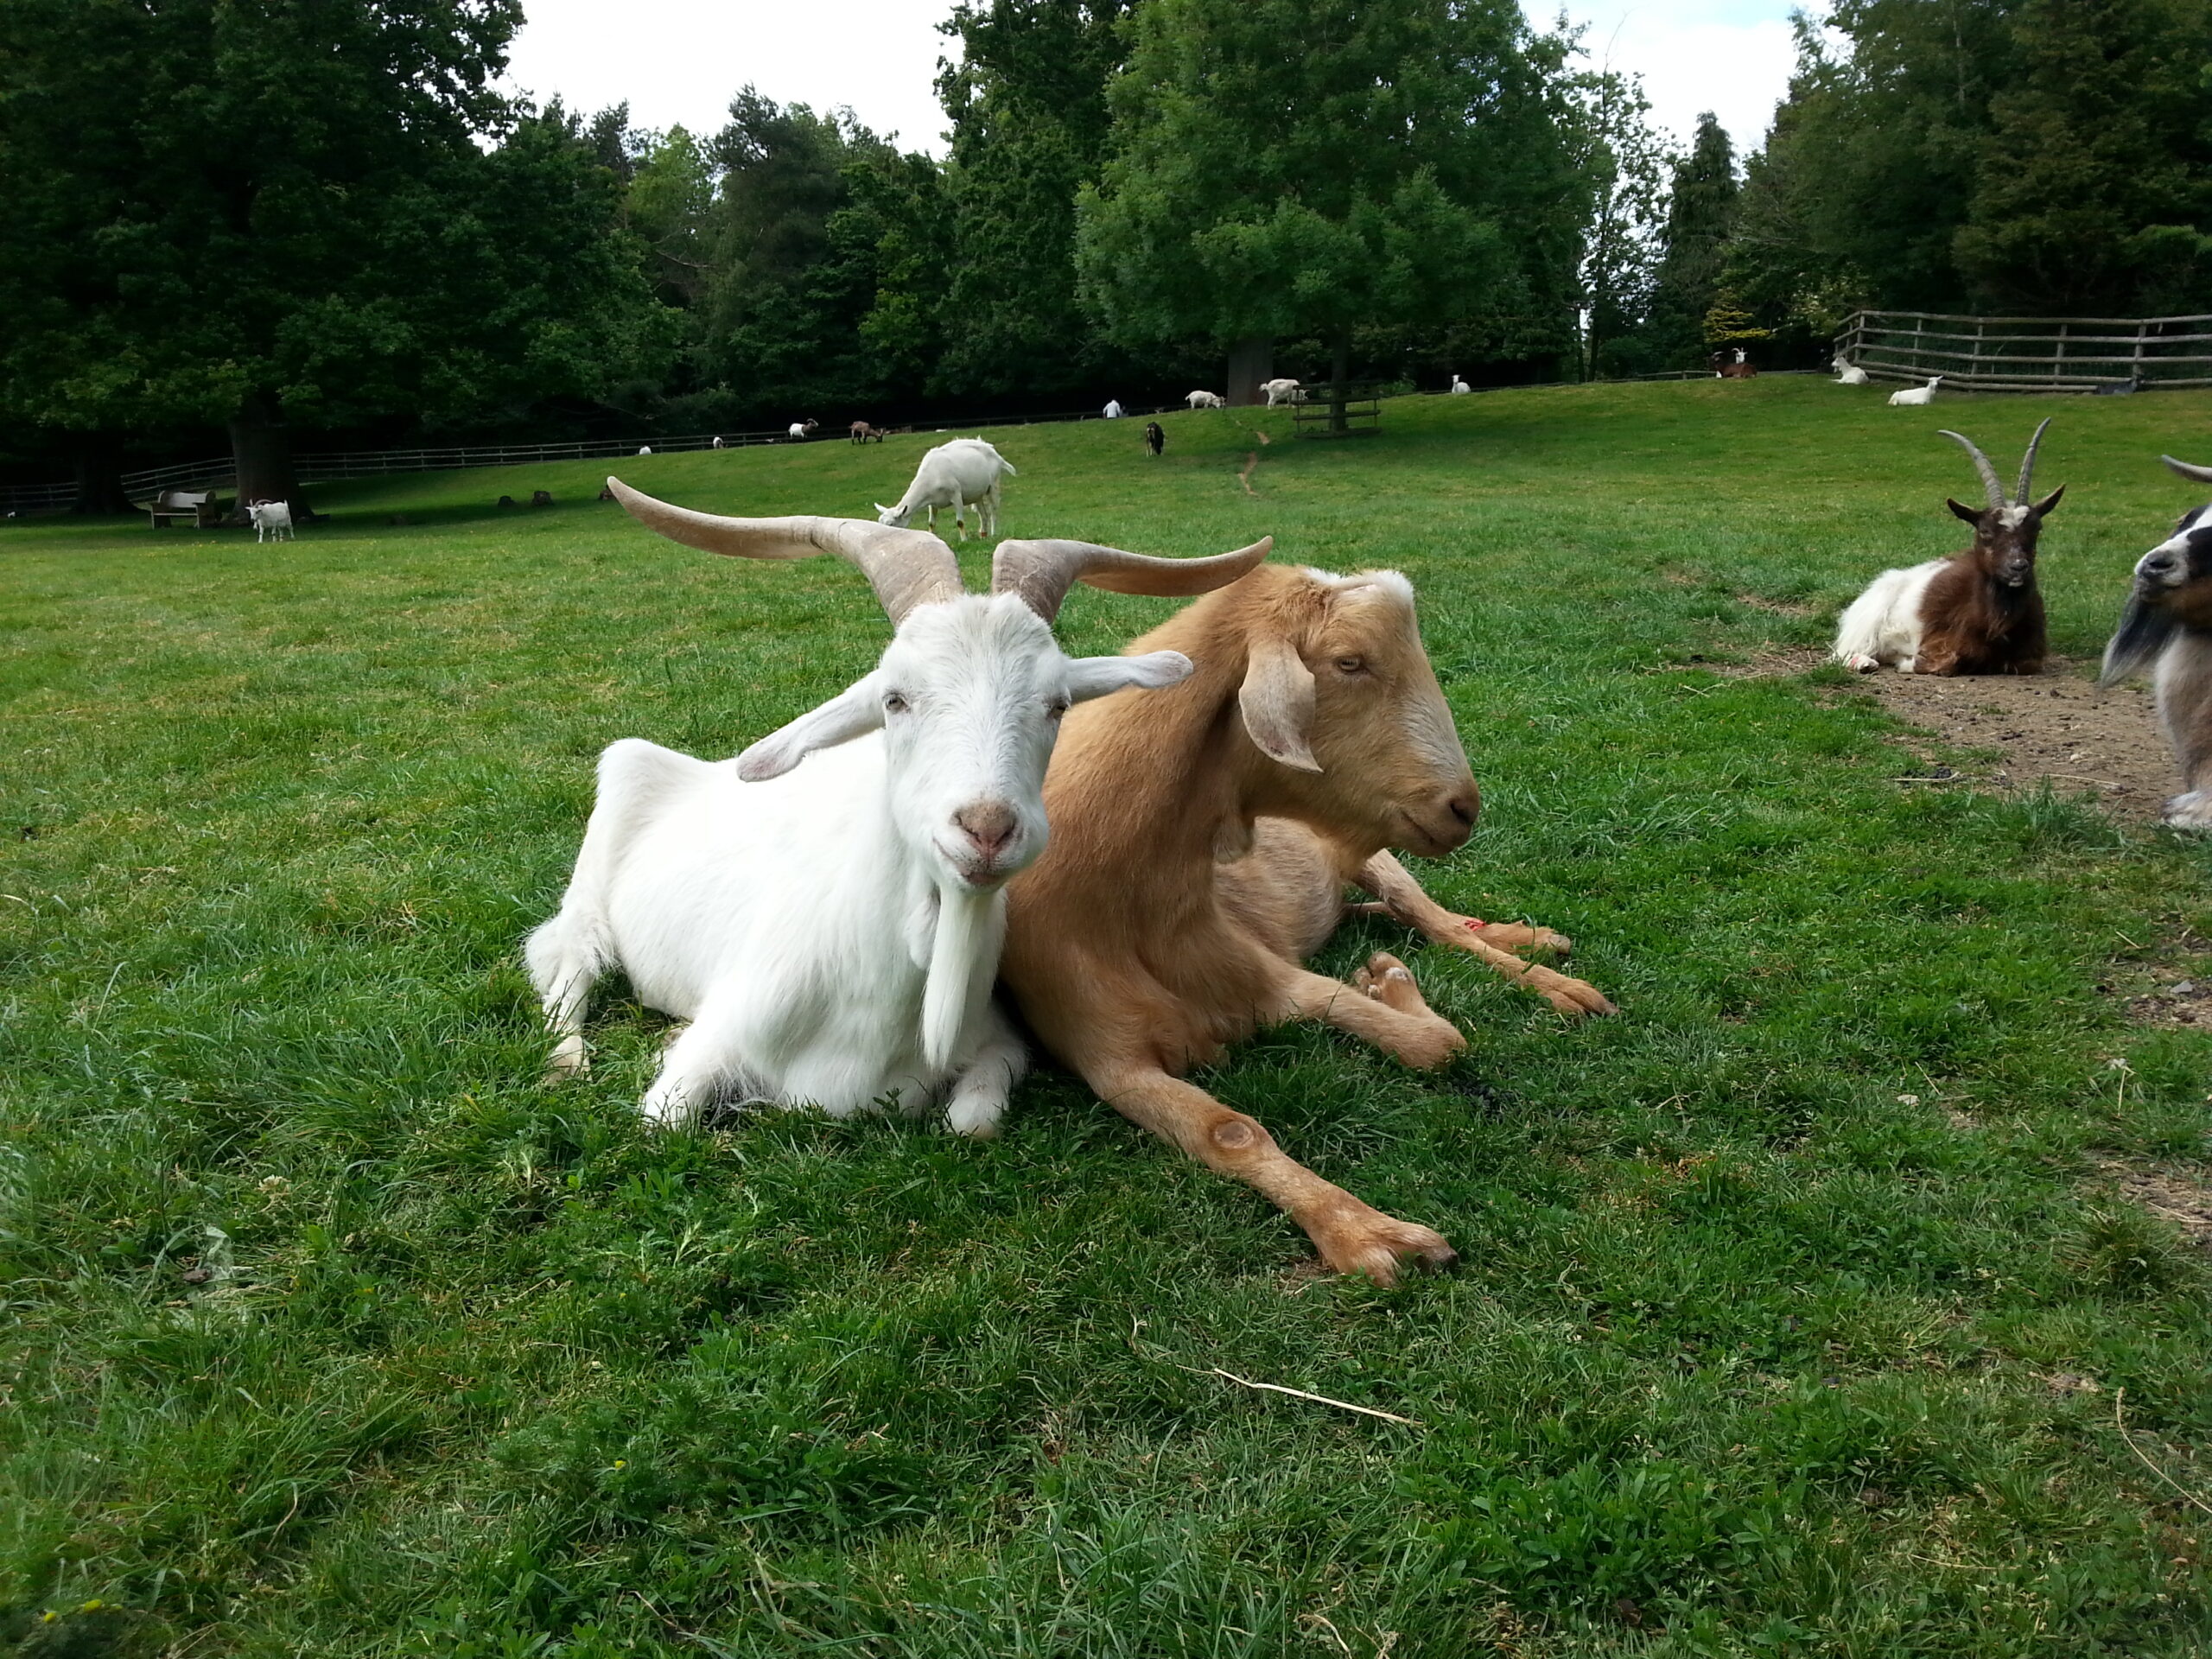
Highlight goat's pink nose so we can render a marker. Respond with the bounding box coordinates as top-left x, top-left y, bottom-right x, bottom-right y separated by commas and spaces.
954, 801, 1018, 859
